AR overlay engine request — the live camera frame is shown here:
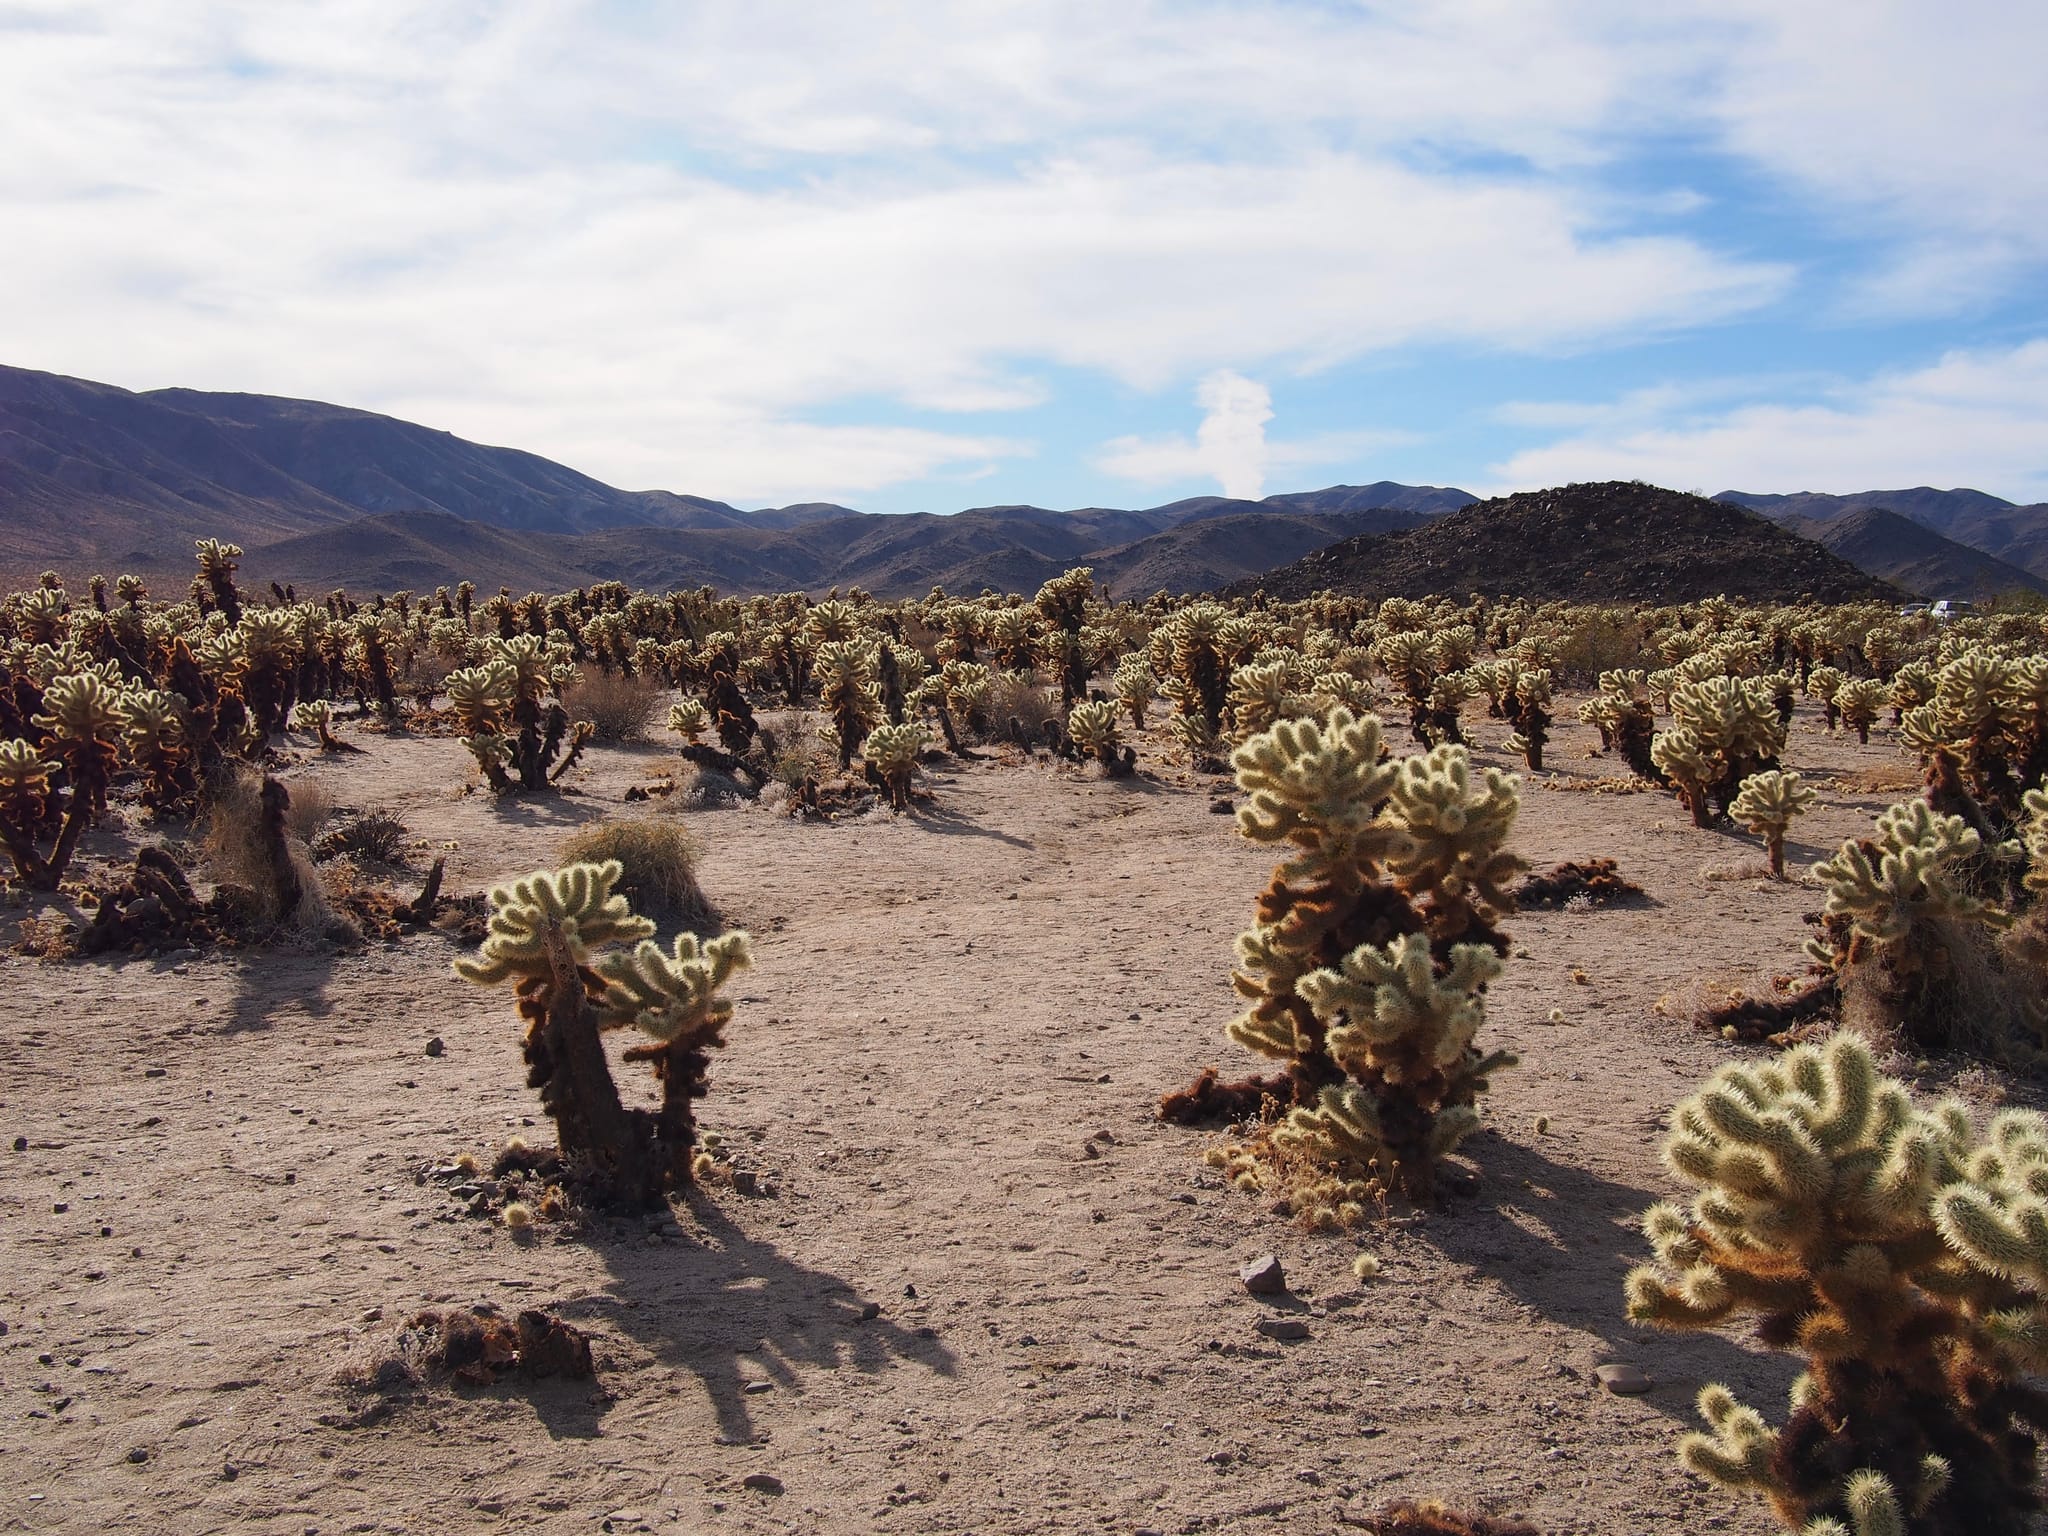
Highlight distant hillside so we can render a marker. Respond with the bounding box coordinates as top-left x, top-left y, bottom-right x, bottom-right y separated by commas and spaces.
0, 361, 1482, 595
1230, 481, 1901, 604
1720, 486, 2048, 579
235, 504, 1437, 599
1784, 507, 2048, 601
